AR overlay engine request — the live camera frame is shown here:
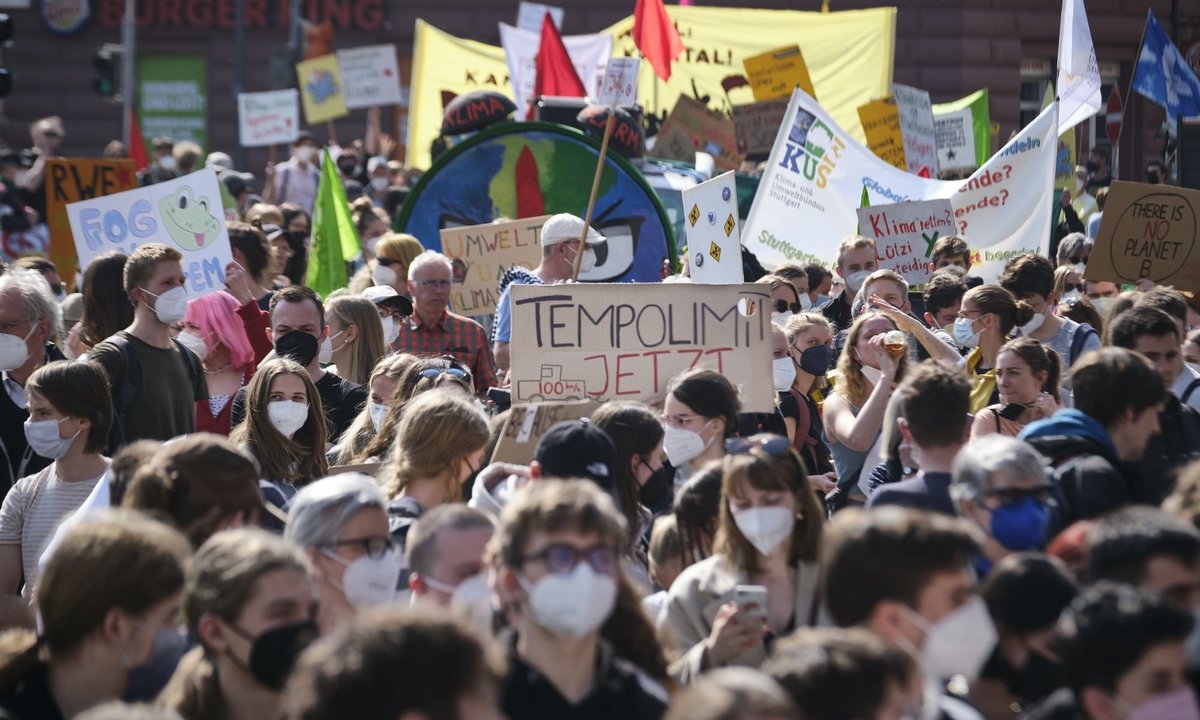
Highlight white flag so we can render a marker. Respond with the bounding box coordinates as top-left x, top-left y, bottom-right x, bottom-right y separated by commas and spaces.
1057, 0, 1102, 135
